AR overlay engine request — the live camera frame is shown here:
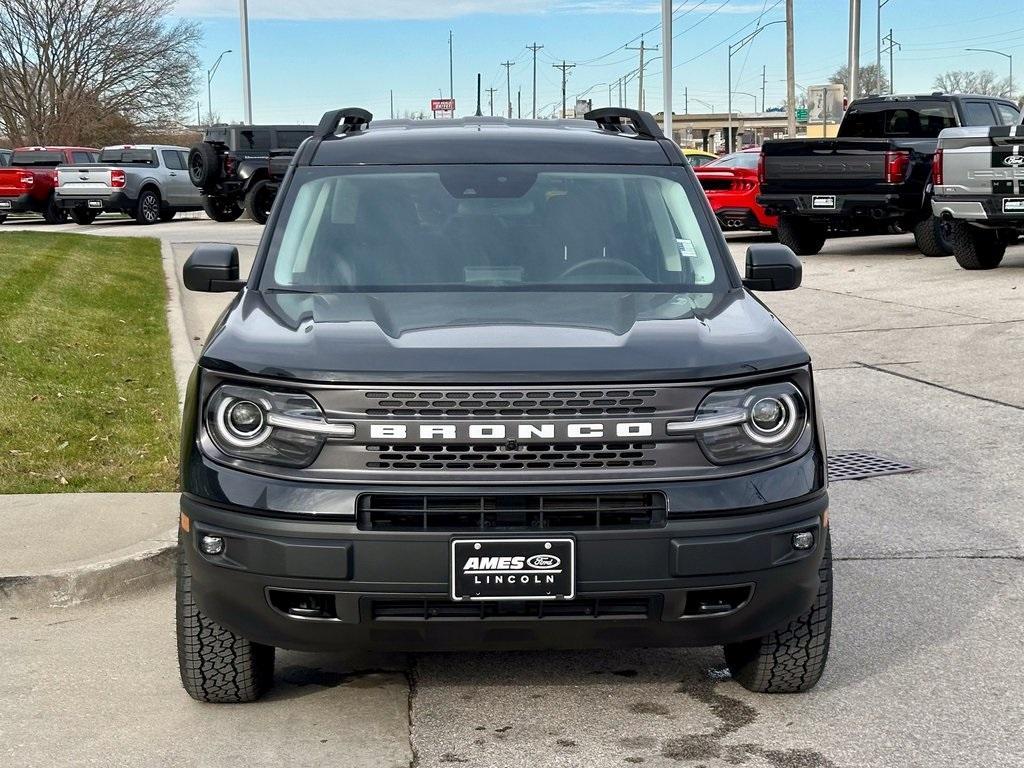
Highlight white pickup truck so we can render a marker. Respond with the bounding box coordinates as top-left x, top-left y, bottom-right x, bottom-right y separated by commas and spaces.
932, 118, 1024, 269
54, 144, 204, 225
